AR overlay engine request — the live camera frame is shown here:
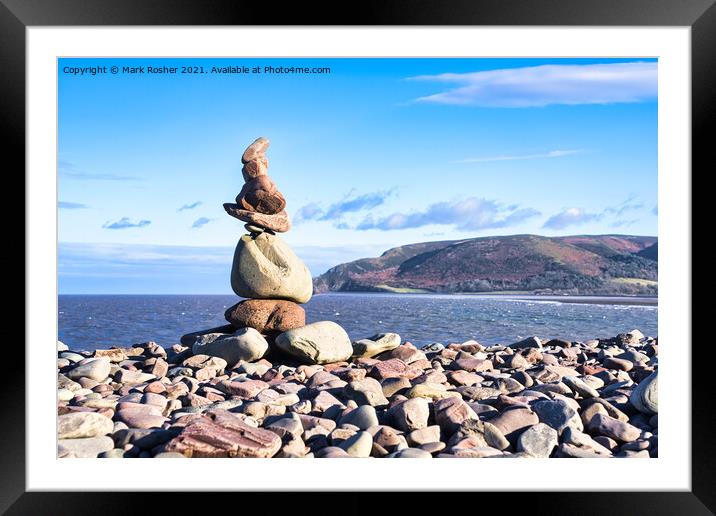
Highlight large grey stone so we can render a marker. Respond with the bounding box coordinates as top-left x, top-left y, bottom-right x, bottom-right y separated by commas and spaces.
352, 333, 401, 358
67, 358, 111, 382
338, 431, 373, 457
339, 405, 379, 430
192, 328, 268, 367
532, 399, 583, 434
58, 412, 114, 439
230, 232, 312, 303
58, 436, 114, 458
563, 375, 600, 398
630, 370, 658, 414
275, 321, 352, 364
516, 423, 558, 457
